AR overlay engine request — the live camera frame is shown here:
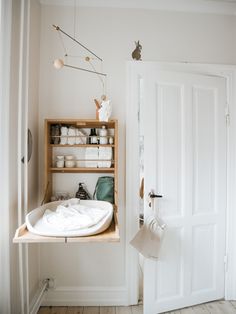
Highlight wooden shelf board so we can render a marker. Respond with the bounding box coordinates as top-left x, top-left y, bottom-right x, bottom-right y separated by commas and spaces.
13, 214, 120, 244
46, 119, 116, 128
50, 144, 115, 148
50, 167, 114, 173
